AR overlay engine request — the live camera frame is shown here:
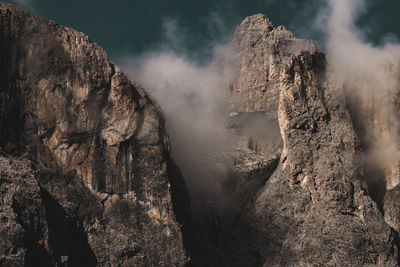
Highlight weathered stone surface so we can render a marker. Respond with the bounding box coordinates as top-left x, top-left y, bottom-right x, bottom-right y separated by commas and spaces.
248, 52, 398, 266
385, 186, 400, 232
229, 14, 319, 115
211, 14, 400, 267
0, 3, 167, 195
0, 152, 191, 266
36, 158, 188, 266
0, 3, 188, 266
0, 153, 99, 266
0, 155, 48, 266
